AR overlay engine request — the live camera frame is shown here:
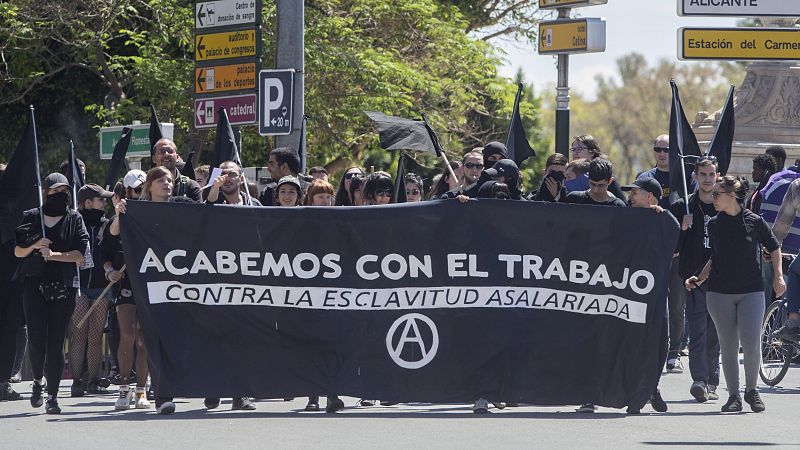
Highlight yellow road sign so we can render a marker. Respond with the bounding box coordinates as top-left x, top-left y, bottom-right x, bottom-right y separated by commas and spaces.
539, 0, 607, 9
195, 62, 258, 94
680, 27, 800, 61
538, 19, 606, 55
195, 29, 259, 62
